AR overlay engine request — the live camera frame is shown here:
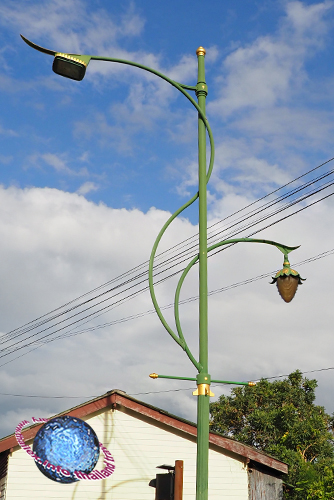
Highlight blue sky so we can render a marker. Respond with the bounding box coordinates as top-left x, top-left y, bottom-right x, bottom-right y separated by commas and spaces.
1, 0, 334, 216
1, 0, 334, 439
